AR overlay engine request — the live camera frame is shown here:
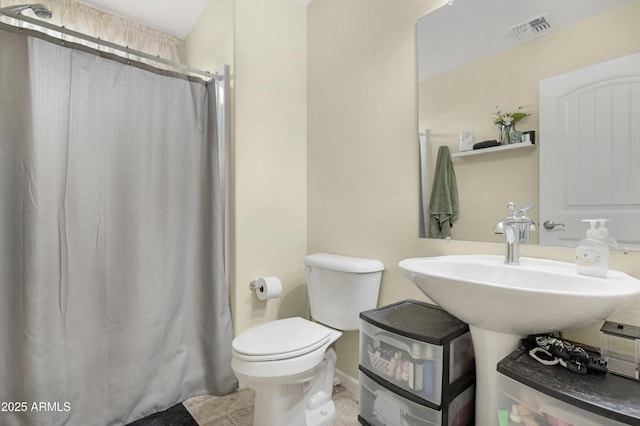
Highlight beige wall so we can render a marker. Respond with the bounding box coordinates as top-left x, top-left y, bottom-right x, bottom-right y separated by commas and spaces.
181, 0, 233, 73
419, 1, 640, 243
185, 0, 309, 335
185, 0, 640, 381
307, 0, 449, 376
